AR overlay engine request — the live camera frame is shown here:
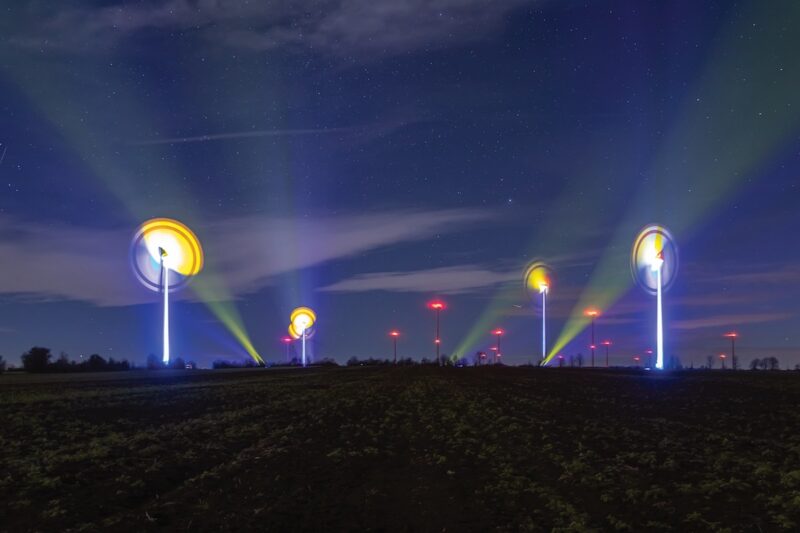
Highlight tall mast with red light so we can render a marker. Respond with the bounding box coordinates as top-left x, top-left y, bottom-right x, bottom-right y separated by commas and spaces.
428, 300, 446, 366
